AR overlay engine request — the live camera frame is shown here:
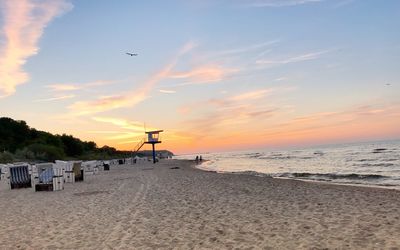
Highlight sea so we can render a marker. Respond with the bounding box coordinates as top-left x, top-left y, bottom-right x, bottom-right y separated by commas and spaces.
174, 140, 400, 189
